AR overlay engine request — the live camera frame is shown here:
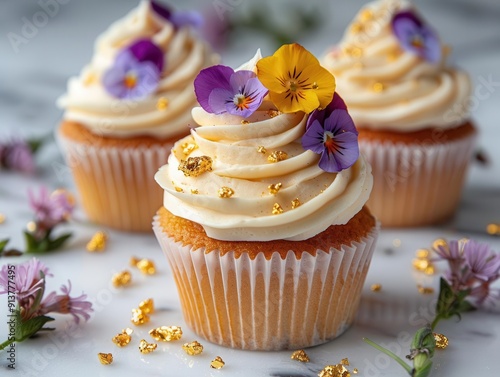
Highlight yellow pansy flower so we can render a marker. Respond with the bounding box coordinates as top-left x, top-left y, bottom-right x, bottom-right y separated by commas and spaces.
256, 43, 336, 113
